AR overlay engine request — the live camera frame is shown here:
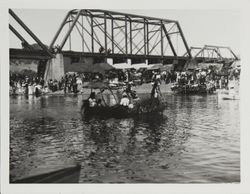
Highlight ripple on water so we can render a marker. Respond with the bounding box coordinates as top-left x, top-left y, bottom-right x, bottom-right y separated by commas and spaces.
9, 94, 240, 183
